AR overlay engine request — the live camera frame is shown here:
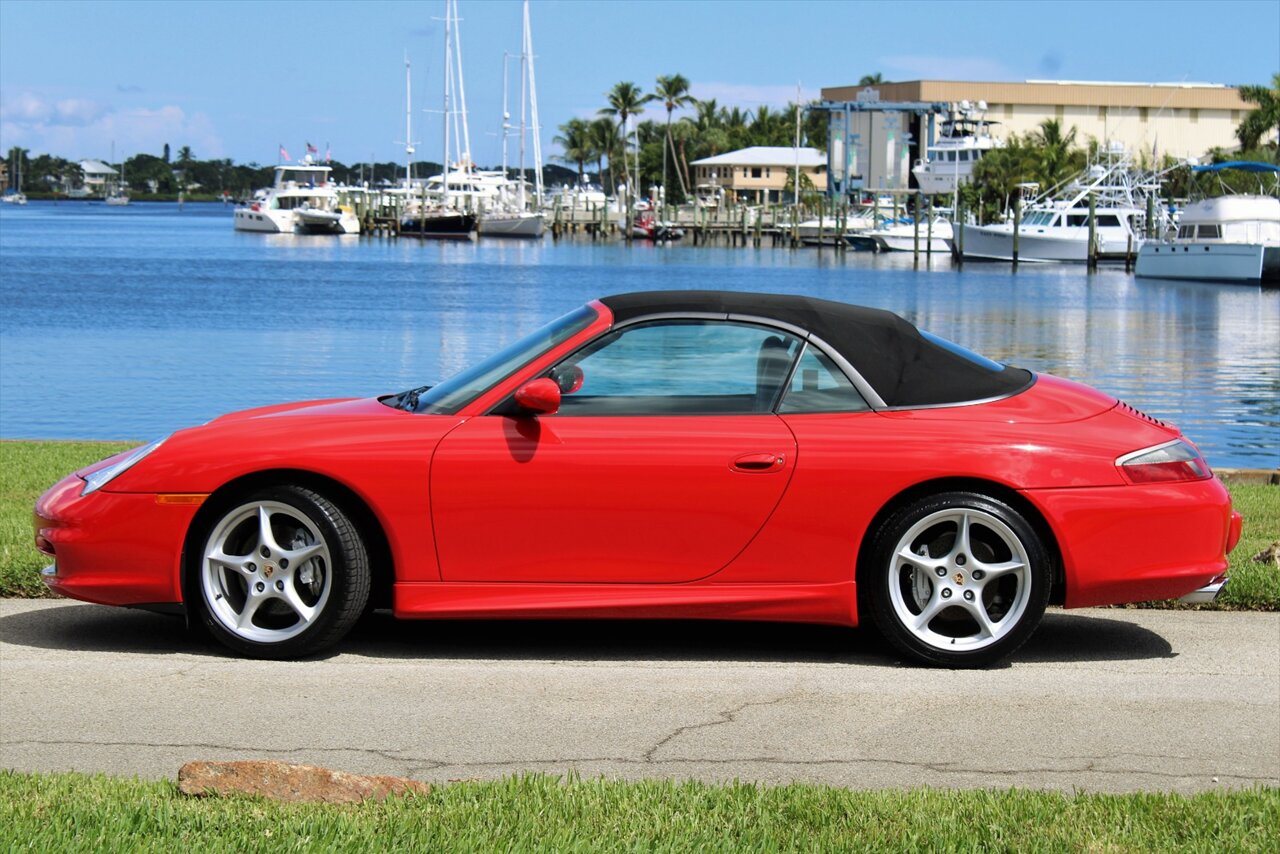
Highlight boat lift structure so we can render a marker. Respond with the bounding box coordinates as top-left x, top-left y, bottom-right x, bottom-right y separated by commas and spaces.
812, 87, 950, 199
